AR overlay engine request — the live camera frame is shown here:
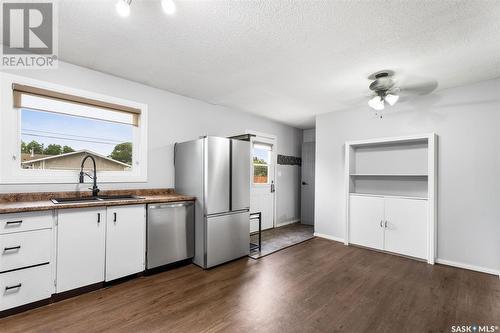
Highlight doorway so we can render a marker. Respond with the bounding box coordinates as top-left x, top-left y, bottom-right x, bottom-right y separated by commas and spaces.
248, 131, 314, 259
250, 136, 276, 233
